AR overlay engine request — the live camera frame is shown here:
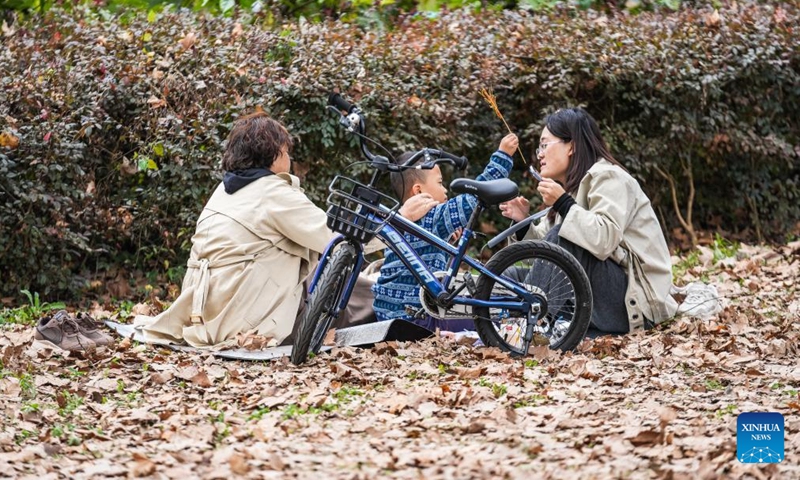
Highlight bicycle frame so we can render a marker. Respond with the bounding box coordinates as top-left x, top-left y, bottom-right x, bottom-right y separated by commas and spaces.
309, 200, 542, 323
310, 94, 543, 327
